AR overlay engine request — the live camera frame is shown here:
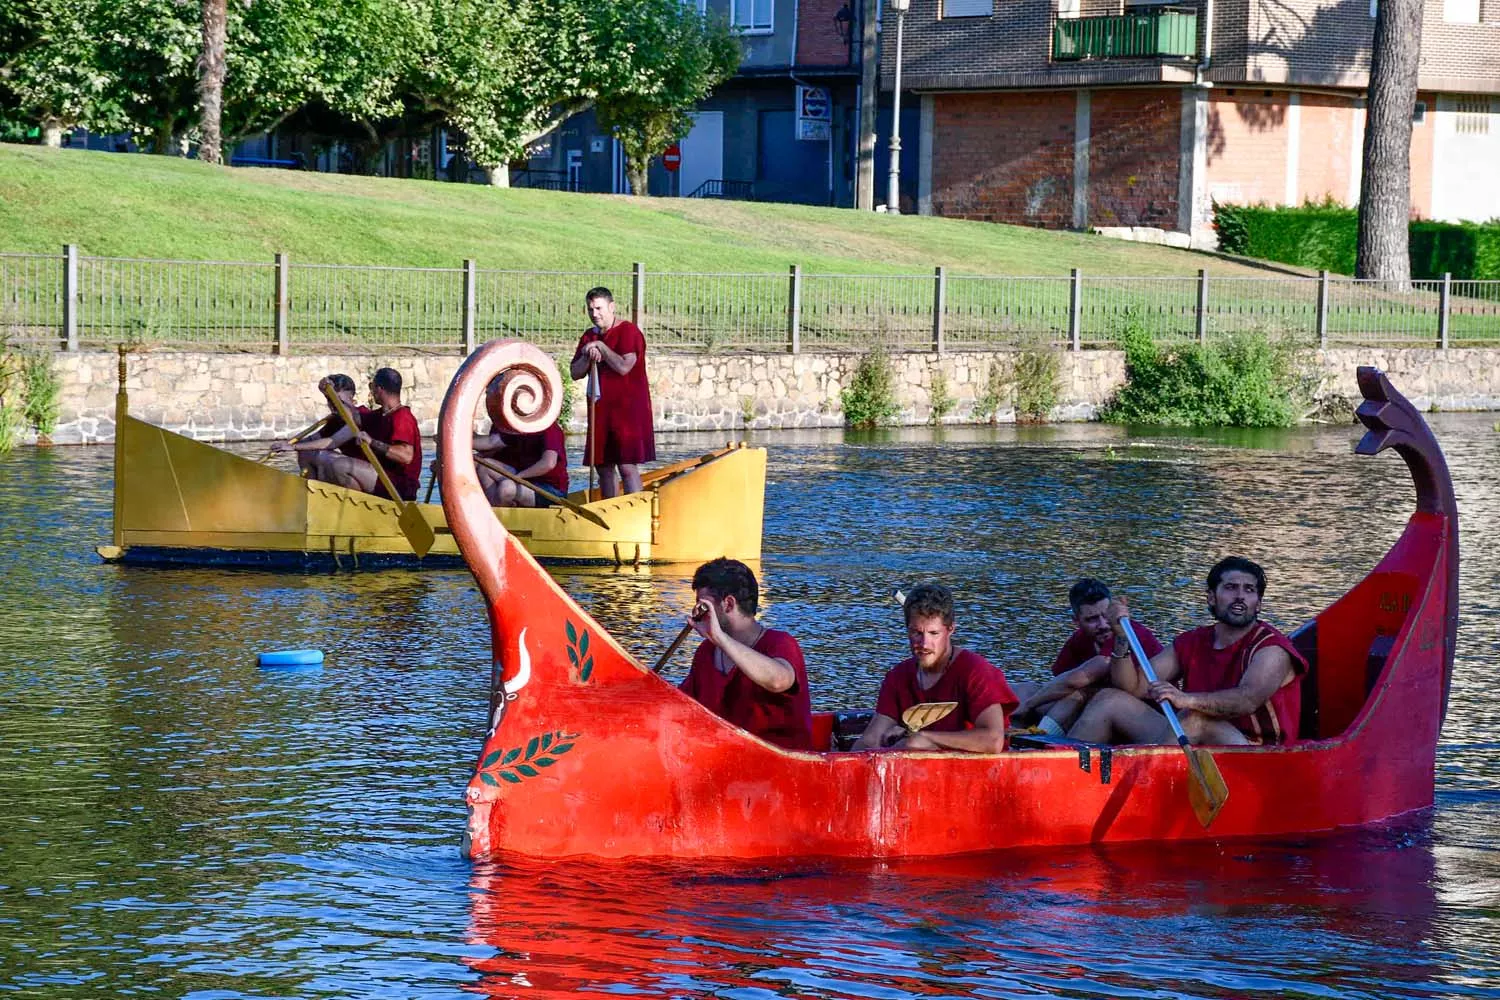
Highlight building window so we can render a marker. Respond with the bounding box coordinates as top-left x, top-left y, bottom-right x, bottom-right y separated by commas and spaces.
732, 0, 773, 32
1455, 97, 1492, 135
1444, 0, 1480, 20
1057, 0, 1080, 16
1413, 101, 1426, 124
942, 0, 992, 16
